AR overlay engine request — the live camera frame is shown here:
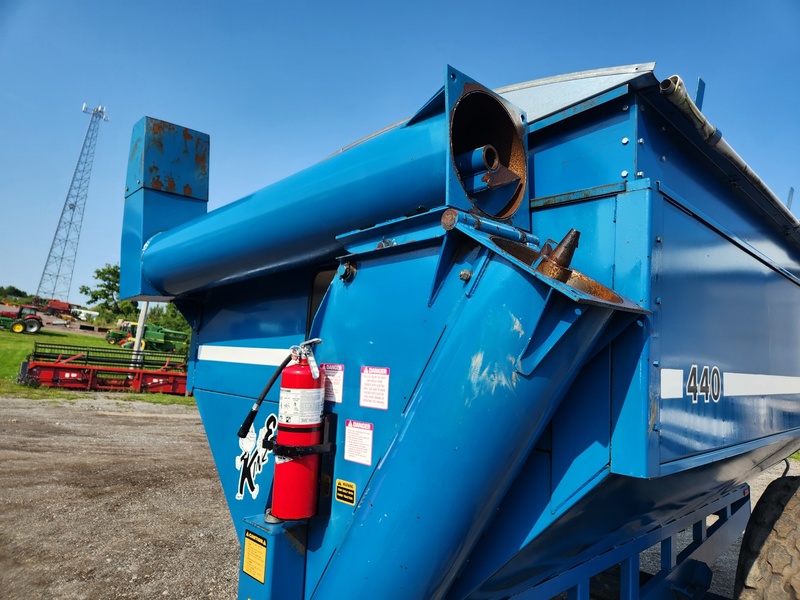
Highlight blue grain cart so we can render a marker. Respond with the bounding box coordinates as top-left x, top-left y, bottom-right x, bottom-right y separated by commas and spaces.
120, 63, 800, 599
